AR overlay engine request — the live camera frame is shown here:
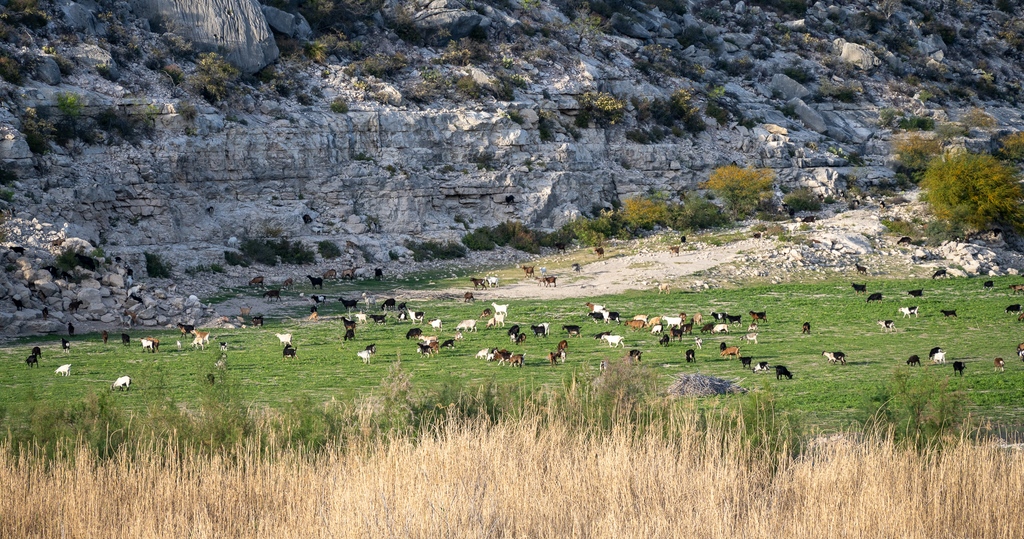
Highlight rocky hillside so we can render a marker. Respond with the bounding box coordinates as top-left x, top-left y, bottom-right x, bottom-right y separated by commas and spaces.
1, 0, 1023, 333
